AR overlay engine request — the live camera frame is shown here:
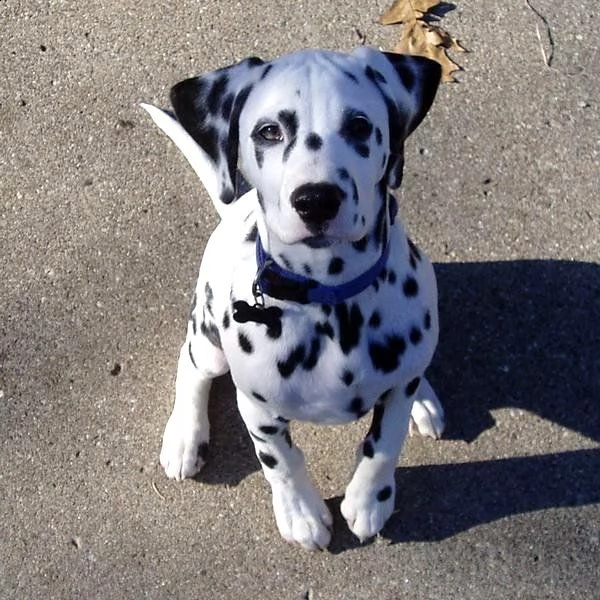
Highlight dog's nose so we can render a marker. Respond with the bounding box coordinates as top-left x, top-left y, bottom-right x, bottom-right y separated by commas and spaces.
291, 183, 342, 227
